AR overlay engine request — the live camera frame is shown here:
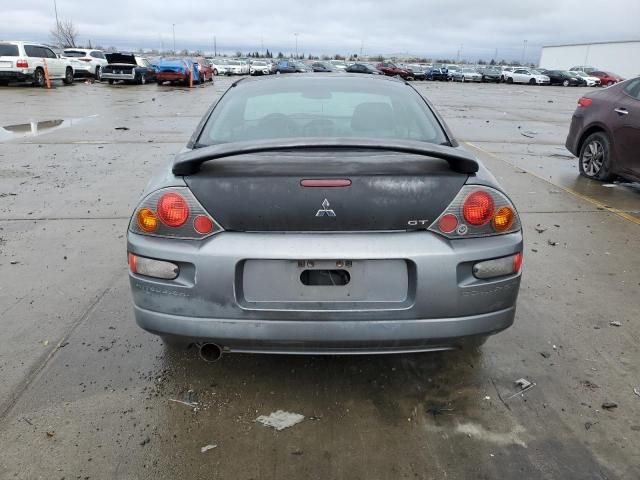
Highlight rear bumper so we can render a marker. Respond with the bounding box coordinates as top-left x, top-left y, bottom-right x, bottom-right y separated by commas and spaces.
134, 304, 515, 353
156, 72, 188, 82
565, 114, 584, 156
102, 72, 135, 81
0, 71, 34, 82
128, 230, 523, 352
